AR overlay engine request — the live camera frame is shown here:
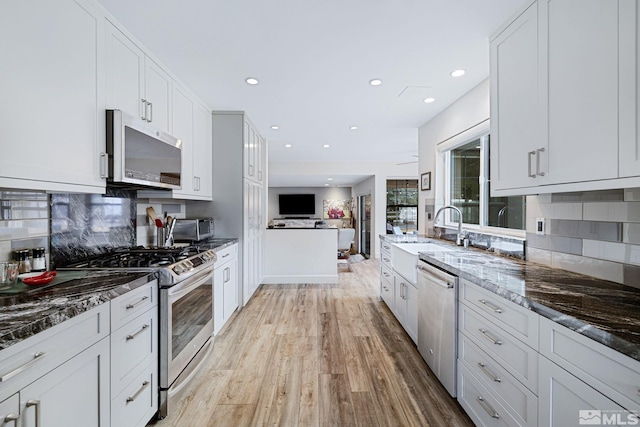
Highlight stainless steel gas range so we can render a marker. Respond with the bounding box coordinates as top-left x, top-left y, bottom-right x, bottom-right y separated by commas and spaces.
63, 245, 216, 418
